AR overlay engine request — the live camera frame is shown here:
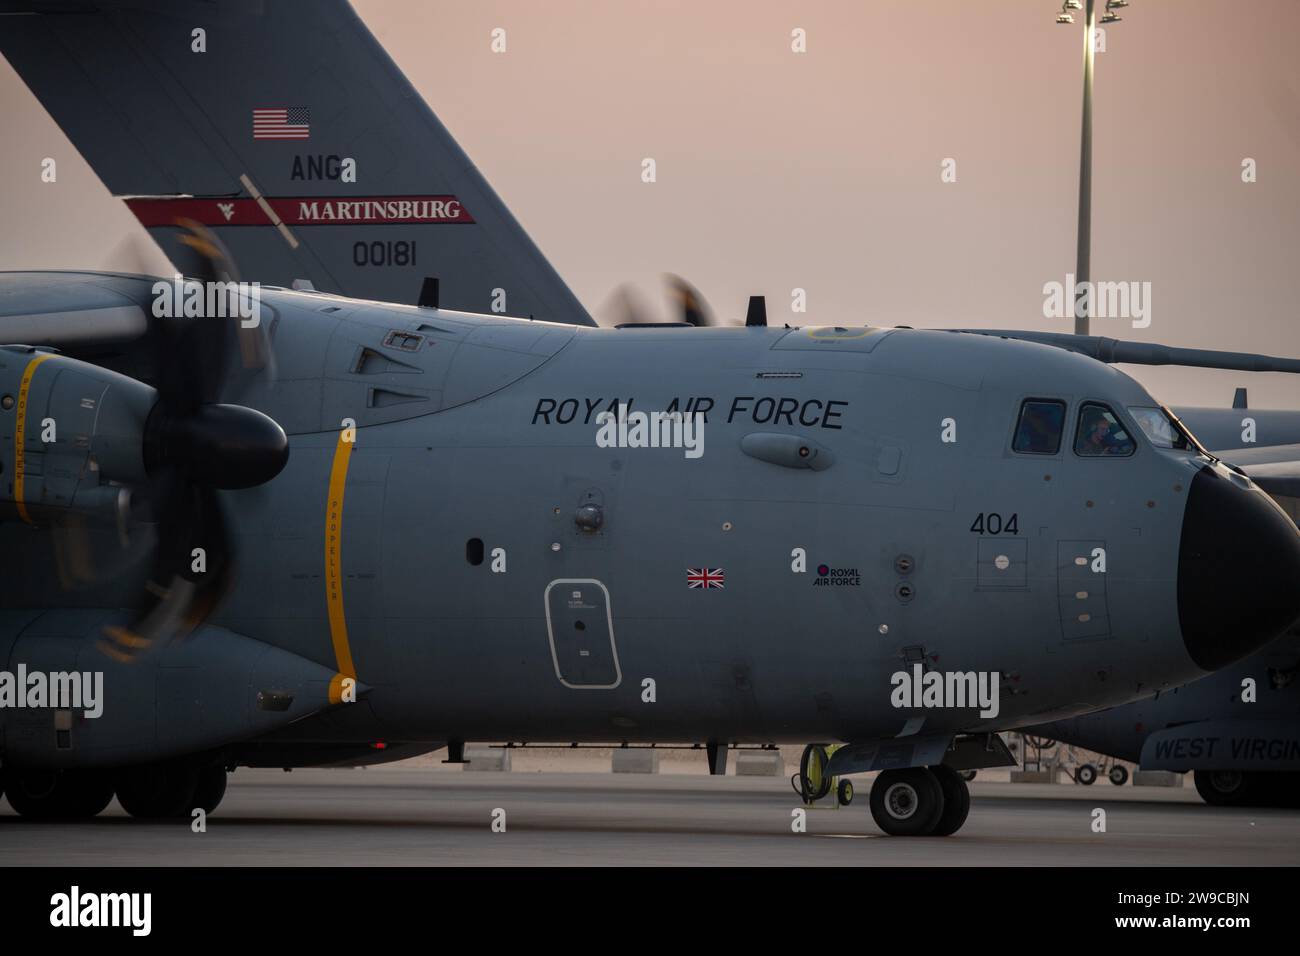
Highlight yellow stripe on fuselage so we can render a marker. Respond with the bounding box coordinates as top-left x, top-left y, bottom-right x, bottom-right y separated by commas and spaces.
14, 353, 54, 525
325, 429, 357, 703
